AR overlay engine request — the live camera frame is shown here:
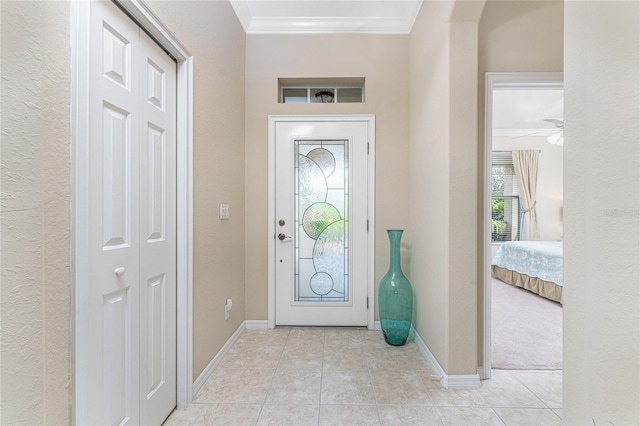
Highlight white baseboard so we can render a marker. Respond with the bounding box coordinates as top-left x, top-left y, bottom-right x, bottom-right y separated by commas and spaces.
245, 320, 269, 330
410, 326, 446, 380
191, 321, 247, 398
441, 374, 482, 389
478, 366, 489, 380
373, 320, 381, 330
411, 326, 481, 390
